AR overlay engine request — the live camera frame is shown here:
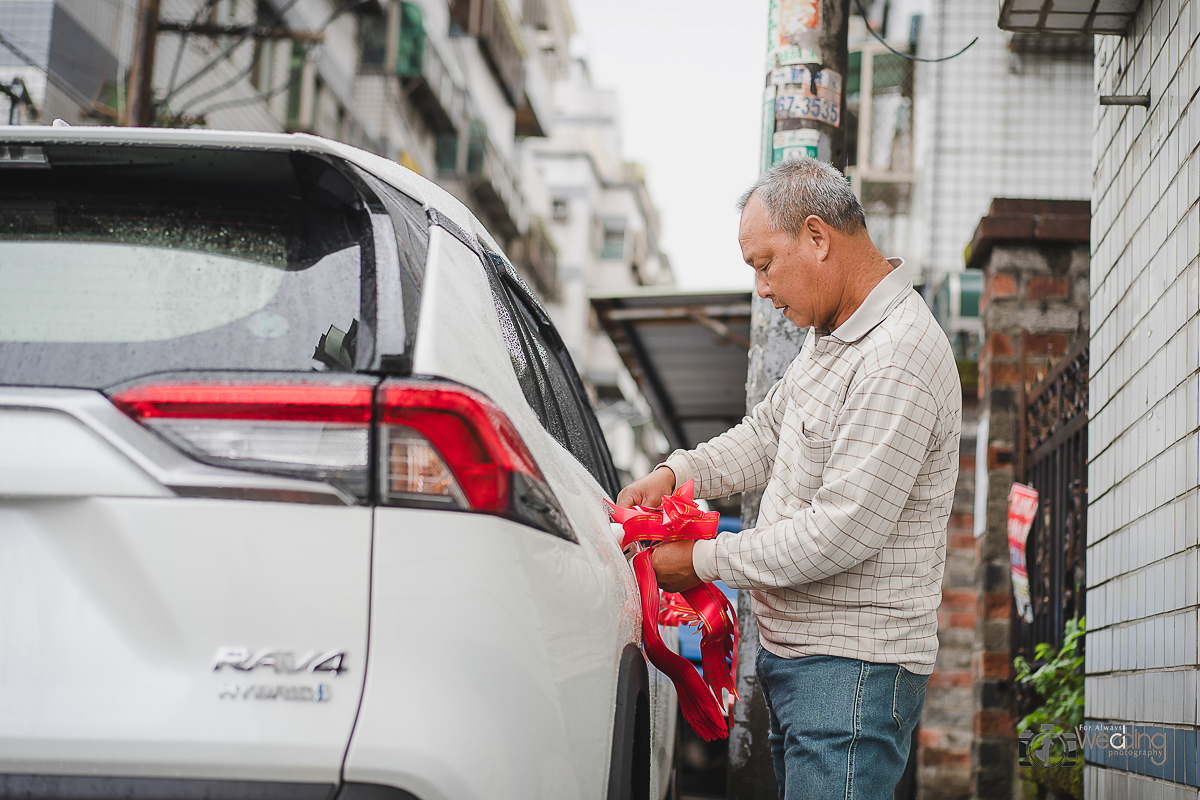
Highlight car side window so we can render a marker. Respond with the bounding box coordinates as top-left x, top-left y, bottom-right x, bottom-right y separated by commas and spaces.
481, 251, 619, 496
353, 170, 429, 355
